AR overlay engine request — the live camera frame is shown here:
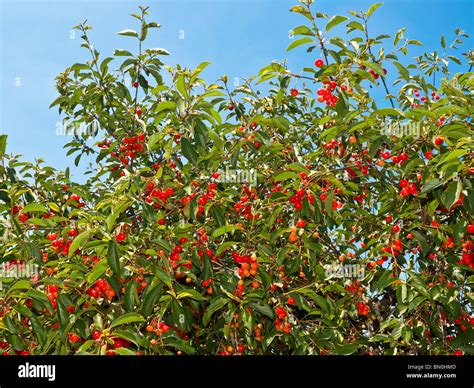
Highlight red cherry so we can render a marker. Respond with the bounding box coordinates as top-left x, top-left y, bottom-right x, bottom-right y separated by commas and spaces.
135, 108, 142, 115
133, 81, 139, 88
399, 179, 408, 188
68, 229, 78, 237
399, 152, 409, 162
299, 172, 307, 180
467, 224, 474, 234
315, 59, 324, 68
296, 189, 305, 197
434, 137, 444, 146
275, 306, 287, 319
115, 232, 126, 242
290, 88, 299, 97
92, 330, 101, 340
392, 224, 400, 233
381, 151, 390, 159
407, 183, 417, 195
95, 279, 107, 291
287, 297, 295, 305
296, 219, 305, 228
